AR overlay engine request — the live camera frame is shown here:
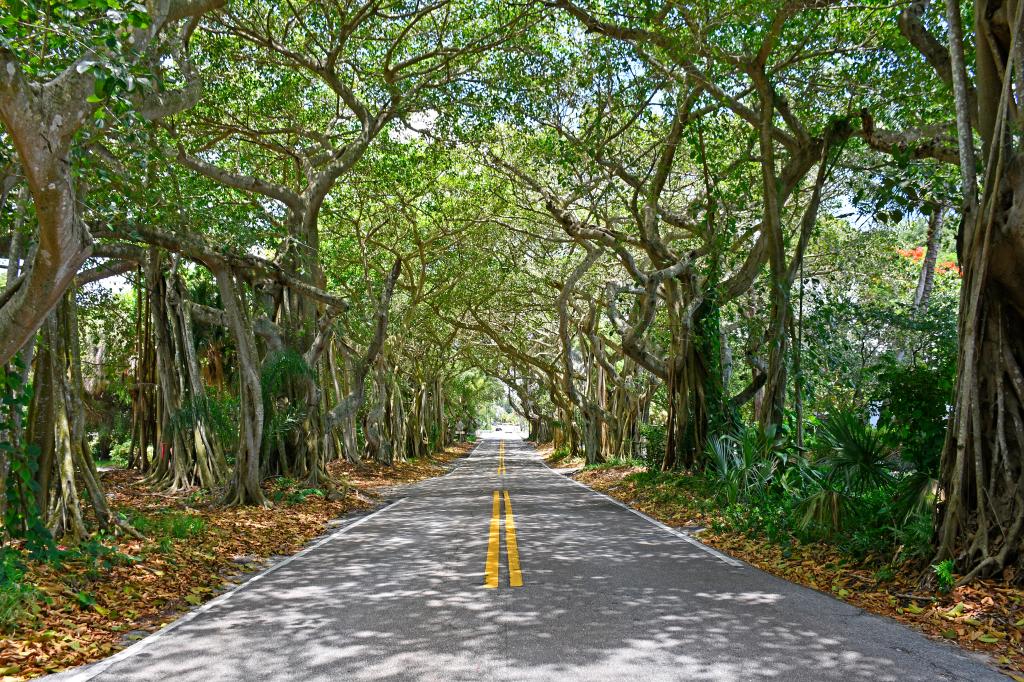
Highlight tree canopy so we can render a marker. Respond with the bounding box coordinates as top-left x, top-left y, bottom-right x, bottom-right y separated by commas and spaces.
1, 0, 1021, 591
